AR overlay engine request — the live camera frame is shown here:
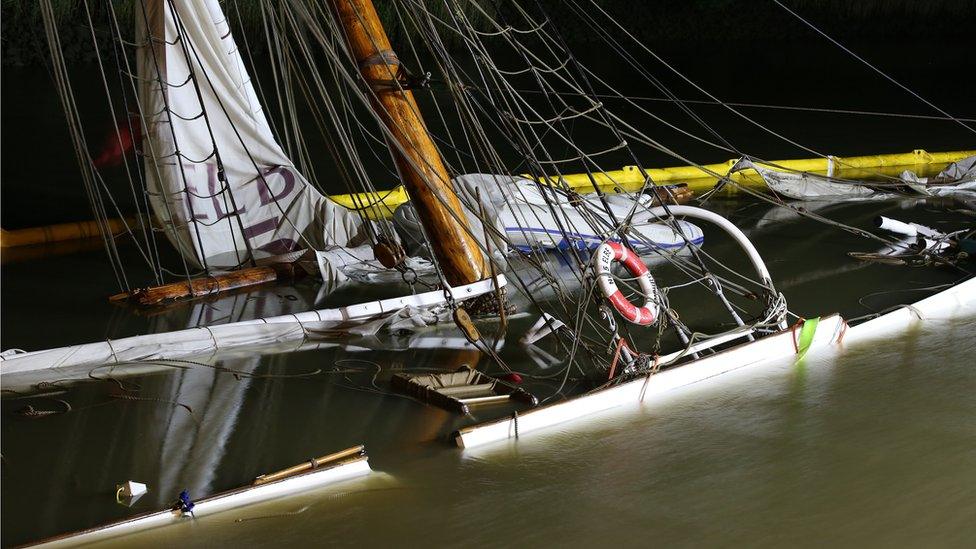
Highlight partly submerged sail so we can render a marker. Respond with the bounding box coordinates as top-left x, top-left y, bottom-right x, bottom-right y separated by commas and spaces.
137, 0, 367, 272
732, 156, 976, 201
